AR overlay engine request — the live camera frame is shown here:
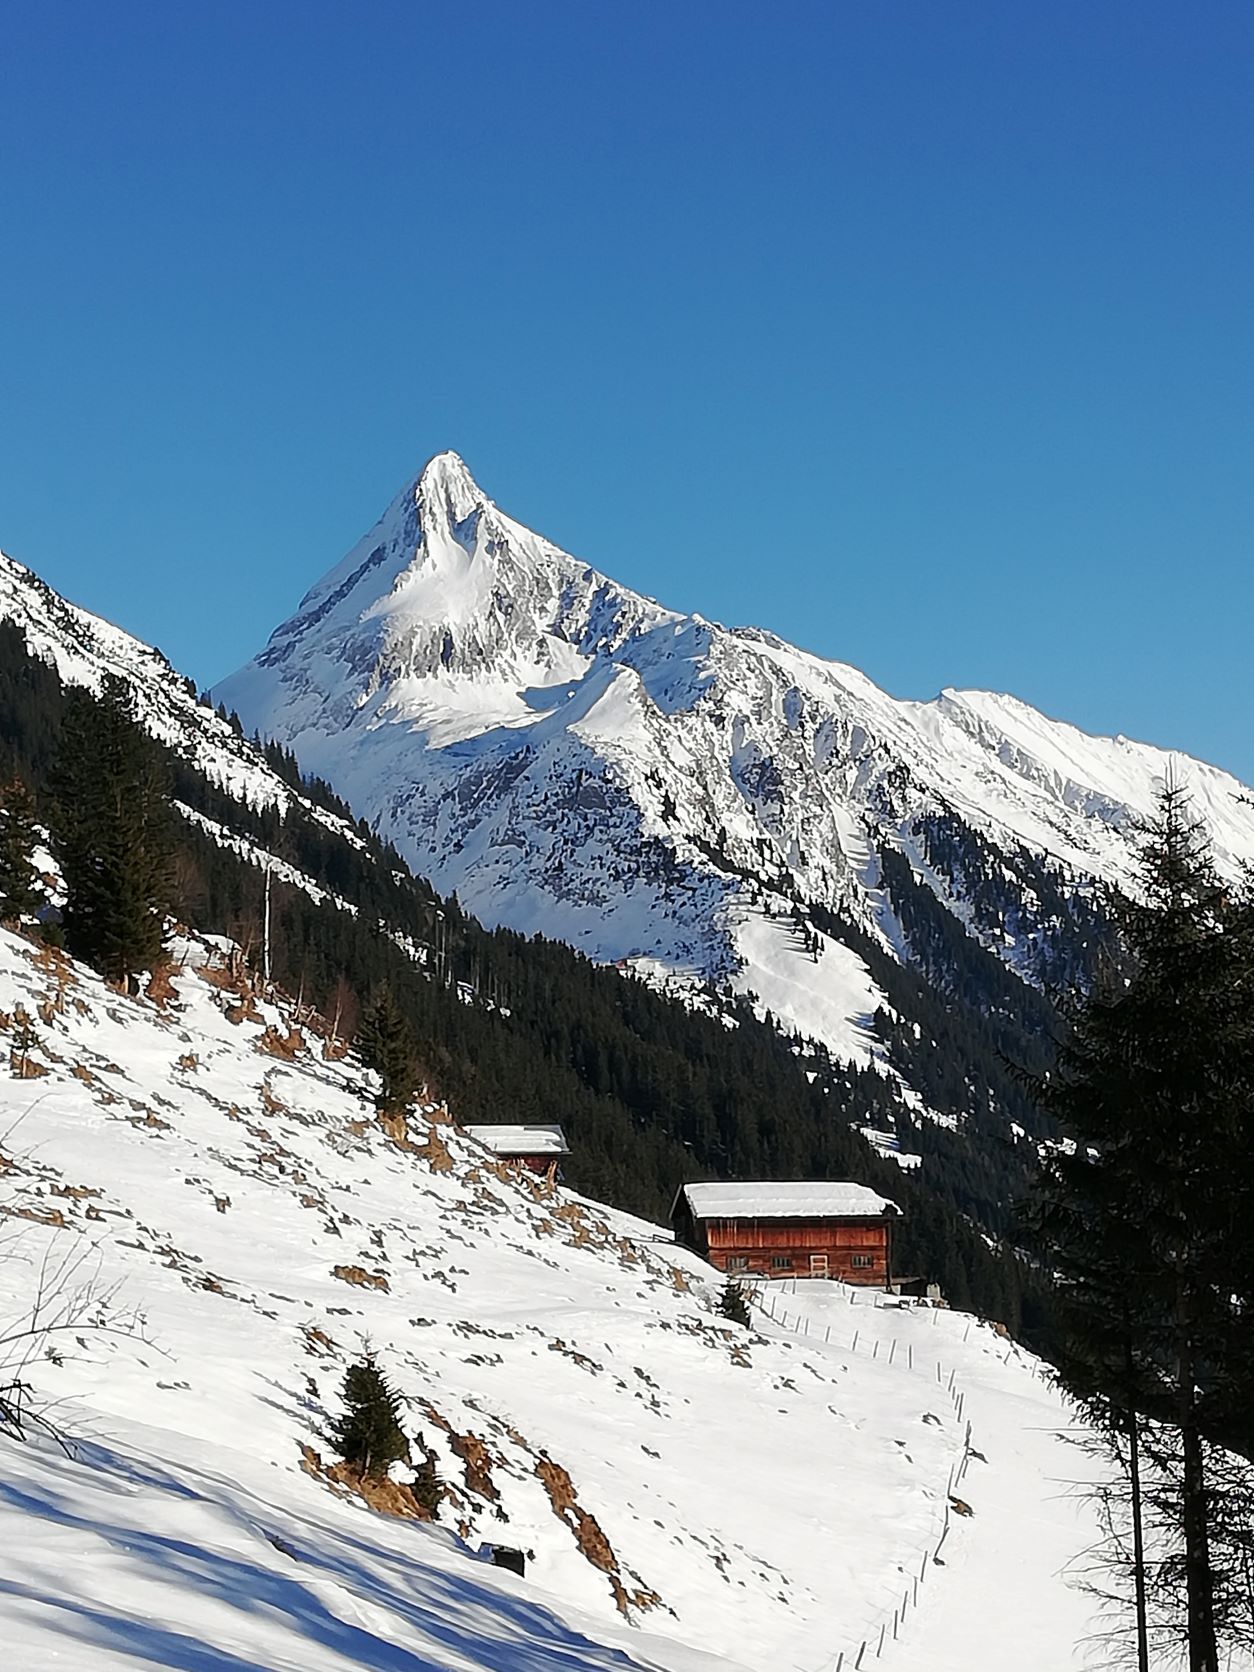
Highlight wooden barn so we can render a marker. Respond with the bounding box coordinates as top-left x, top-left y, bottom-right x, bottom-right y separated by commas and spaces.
671, 1181, 901, 1285
462, 1124, 570, 1184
